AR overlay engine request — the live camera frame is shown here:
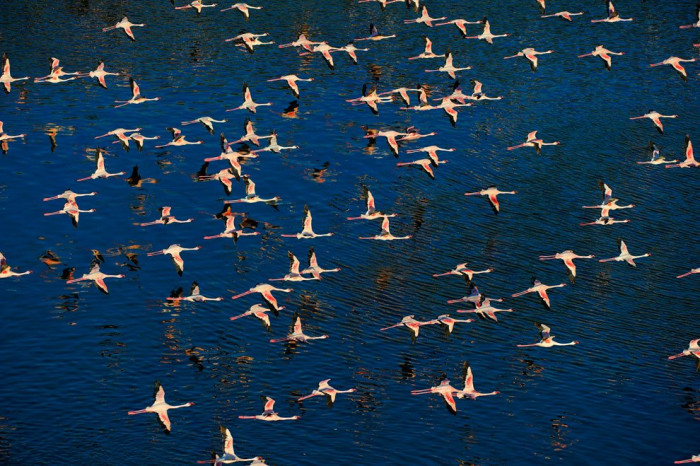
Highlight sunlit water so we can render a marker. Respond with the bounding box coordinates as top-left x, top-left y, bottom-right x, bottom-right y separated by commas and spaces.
0, 0, 698, 464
